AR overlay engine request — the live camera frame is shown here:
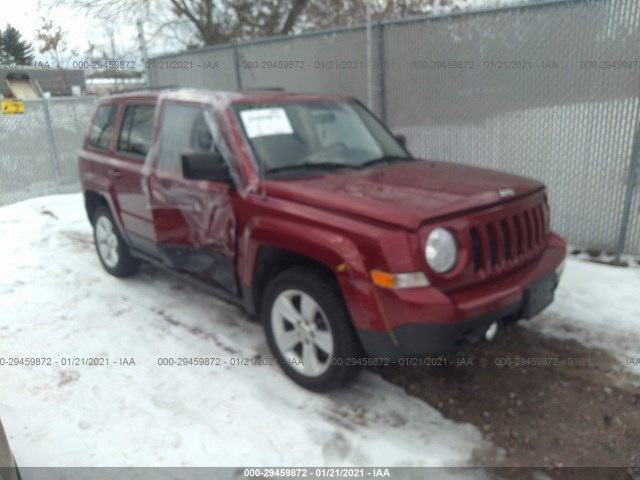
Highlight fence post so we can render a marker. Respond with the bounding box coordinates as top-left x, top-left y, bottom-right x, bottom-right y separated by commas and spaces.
42, 97, 61, 194
377, 22, 387, 122
614, 119, 640, 263
233, 46, 243, 90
